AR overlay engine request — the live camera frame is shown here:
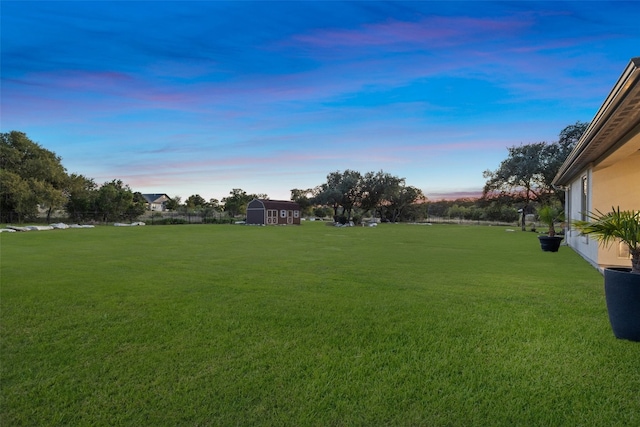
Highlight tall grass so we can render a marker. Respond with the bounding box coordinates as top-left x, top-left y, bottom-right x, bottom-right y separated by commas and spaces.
1, 223, 638, 426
